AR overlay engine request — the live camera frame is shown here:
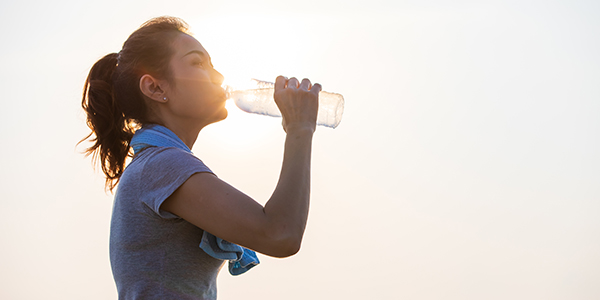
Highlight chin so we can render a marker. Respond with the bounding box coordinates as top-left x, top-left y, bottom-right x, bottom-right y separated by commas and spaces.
211, 108, 229, 124
219, 107, 229, 121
